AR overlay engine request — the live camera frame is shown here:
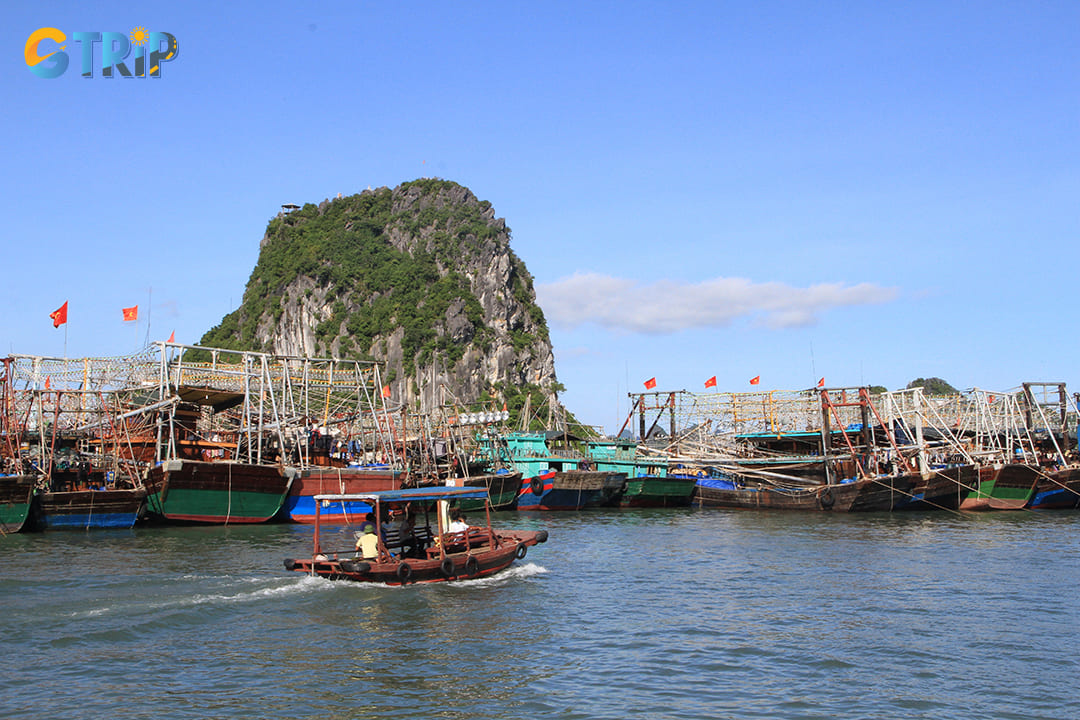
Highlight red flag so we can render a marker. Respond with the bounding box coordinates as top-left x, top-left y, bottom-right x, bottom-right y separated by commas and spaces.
49, 301, 68, 328
644, 377, 657, 389
502, 401, 508, 412
817, 377, 825, 387
122, 305, 138, 322
167, 330, 175, 343
381, 385, 391, 398
749, 375, 760, 385
704, 376, 717, 388
44, 376, 51, 390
